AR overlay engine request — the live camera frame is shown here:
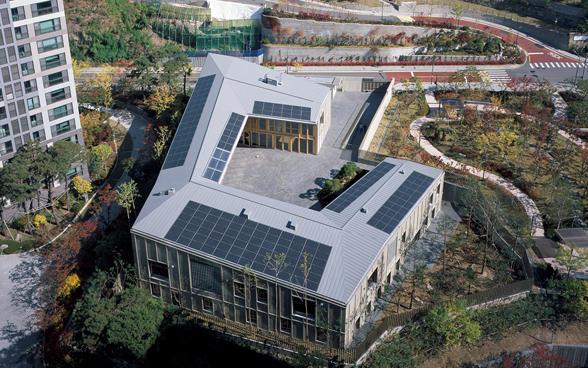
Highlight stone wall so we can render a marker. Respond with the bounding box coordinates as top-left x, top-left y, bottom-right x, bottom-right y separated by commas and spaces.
262, 17, 439, 42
